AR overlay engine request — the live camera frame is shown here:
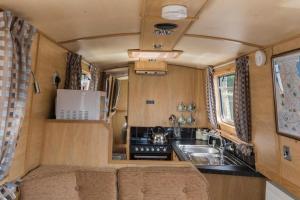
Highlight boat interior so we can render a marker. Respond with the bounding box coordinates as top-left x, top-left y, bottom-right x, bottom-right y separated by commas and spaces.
0, 0, 300, 199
